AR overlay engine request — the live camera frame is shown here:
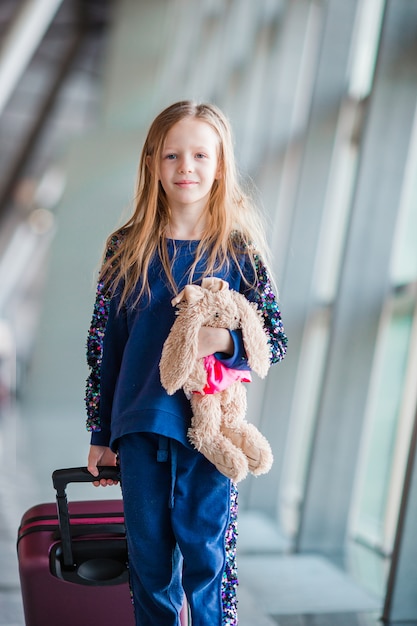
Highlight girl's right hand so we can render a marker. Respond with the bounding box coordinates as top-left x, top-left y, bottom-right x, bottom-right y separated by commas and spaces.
87, 445, 118, 487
